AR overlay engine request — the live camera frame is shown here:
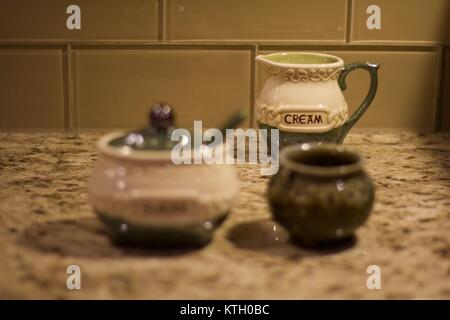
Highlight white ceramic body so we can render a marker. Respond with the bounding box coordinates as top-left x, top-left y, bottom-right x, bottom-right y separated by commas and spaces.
256, 52, 348, 134
88, 133, 240, 227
